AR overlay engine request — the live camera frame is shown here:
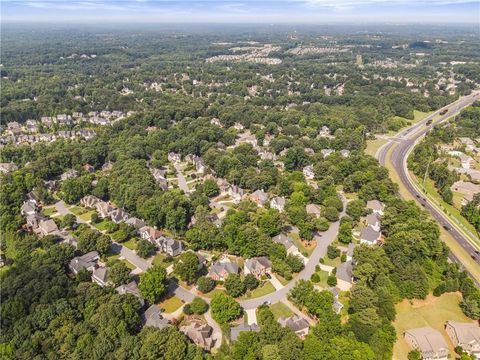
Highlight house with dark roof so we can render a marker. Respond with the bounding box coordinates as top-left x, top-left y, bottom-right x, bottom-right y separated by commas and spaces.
80, 195, 100, 209
21, 200, 38, 216
109, 208, 129, 223
230, 323, 260, 341
142, 305, 170, 330
270, 196, 286, 212
278, 315, 310, 338
126, 217, 146, 230
69, 251, 99, 274
181, 321, 215, 350
244, 257, 272, 279
92, 267, 109, 287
